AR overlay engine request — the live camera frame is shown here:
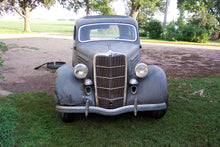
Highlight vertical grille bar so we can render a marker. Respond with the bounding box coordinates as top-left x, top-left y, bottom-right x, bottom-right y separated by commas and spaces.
94, 53, 127, 109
